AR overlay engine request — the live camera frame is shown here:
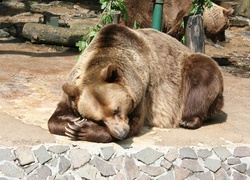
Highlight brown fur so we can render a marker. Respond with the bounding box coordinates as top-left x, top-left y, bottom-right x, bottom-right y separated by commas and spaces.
48, 24, 224, 142
203, 3, 233, 42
